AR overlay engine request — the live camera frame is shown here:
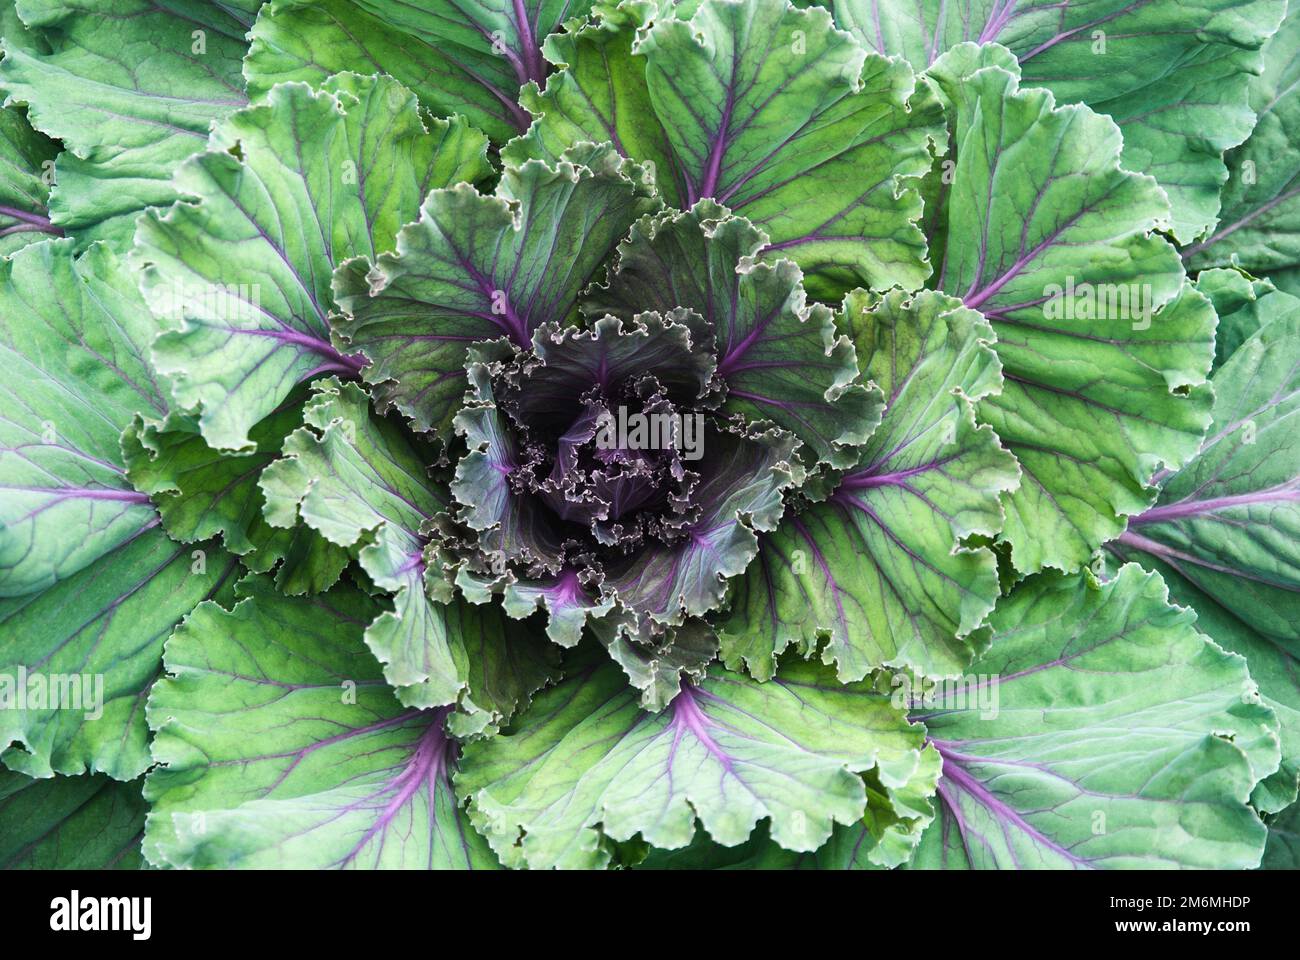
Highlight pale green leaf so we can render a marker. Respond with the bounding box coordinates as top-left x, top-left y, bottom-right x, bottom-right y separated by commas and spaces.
511, 0, 945, 298
333, 142, 657, 438
133, 75, 489, 451
0, 239, 164, 596
930, 58, 1214, 572
1183, 3, 1300, 280
145, 576, 501, 869
457, 655, 925, 869
0, 102, 60, 254
0, 768, 145, 869
718, 288, 1017, 681
908, 565, 1276, 869
1108, 306, 1300, 812
0, 529, 237, 780
260, 380, 558, 723
245, 0, 544, 142
0, 0, 252, 246
828, 0, 1287, 242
